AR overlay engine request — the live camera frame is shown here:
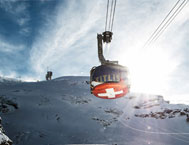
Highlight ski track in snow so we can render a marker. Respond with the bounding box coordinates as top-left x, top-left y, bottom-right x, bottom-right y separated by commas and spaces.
0, 76, 189, 145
